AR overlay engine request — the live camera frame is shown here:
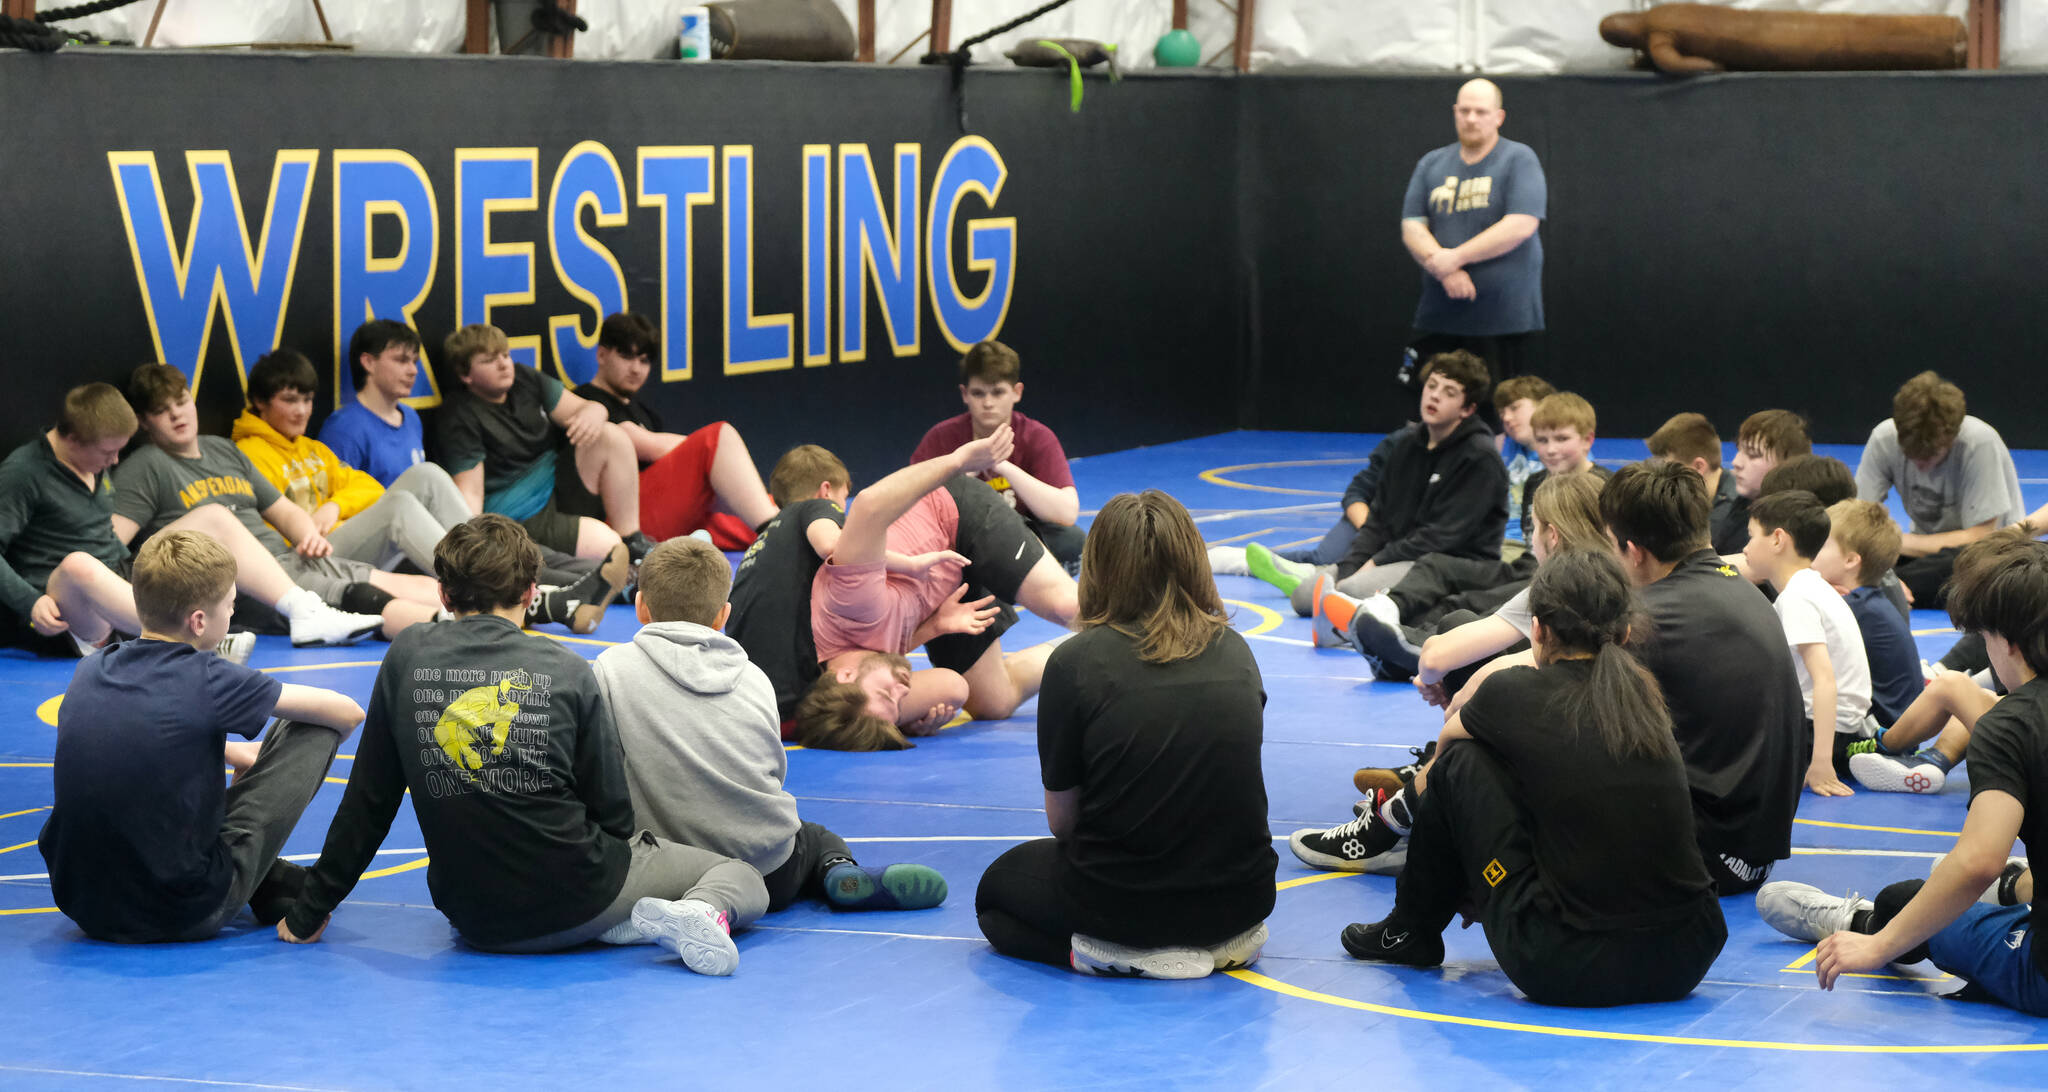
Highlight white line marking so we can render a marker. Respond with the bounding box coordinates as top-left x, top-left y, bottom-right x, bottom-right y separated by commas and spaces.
0, 1065, 344, 1091
0, 847, 428, 883
749, 924, 983, 942
1246, 632, 1314, 647
1192, 501, 1338, 524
